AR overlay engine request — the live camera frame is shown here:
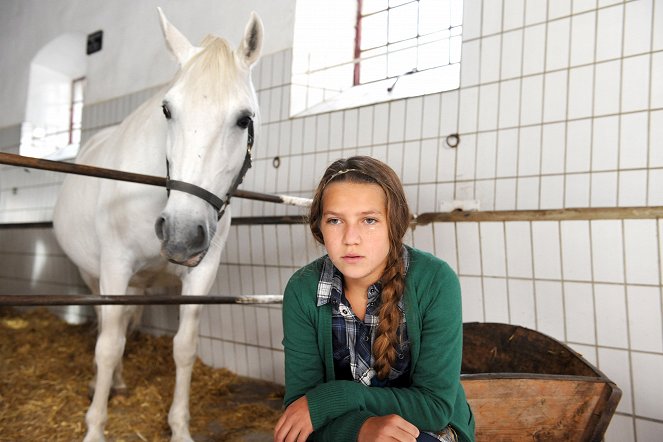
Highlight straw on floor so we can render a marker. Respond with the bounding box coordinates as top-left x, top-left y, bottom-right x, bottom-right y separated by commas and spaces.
0, 307, 283, 442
